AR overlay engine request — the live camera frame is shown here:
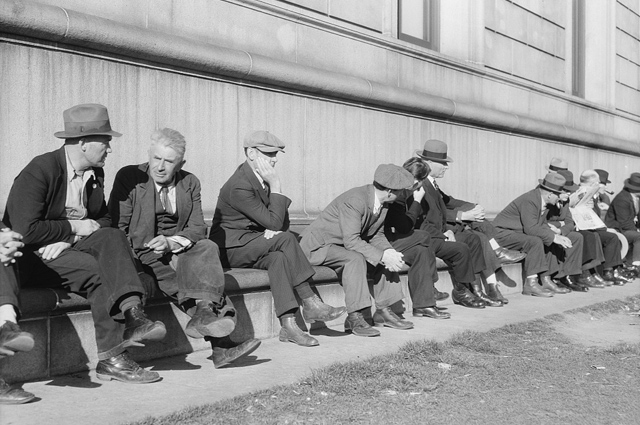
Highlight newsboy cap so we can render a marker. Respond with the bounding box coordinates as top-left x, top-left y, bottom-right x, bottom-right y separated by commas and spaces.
538, 172, 566, 193
243, 131, 285, 153
54, 103, 122, 139
374, 164, 414, 190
